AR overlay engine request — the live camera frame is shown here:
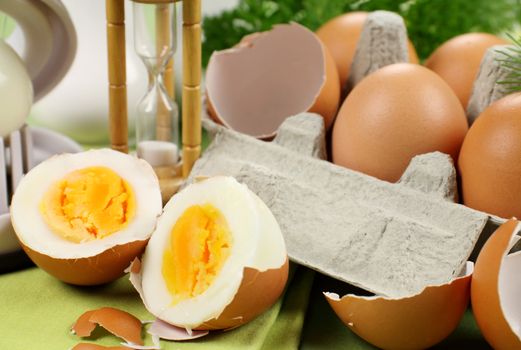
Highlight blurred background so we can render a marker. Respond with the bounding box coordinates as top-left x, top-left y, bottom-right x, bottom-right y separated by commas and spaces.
1, 0, 520, 148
